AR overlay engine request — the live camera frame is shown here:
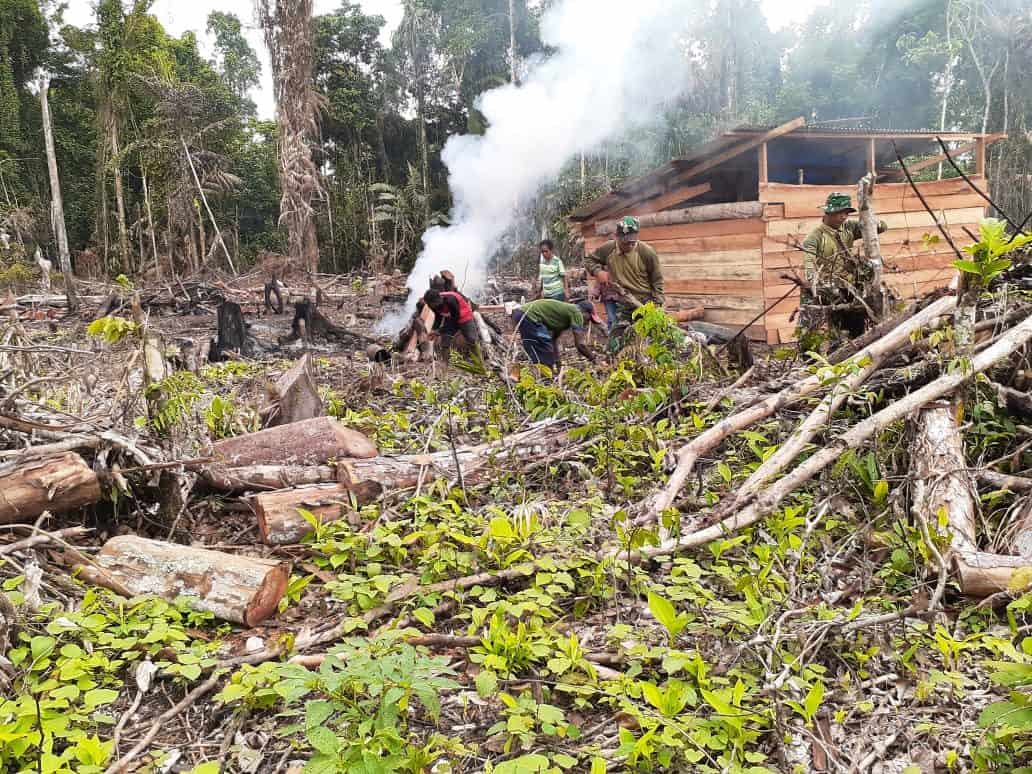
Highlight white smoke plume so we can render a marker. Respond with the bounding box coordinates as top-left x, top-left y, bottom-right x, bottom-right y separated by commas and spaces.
379, 0, 695, 333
